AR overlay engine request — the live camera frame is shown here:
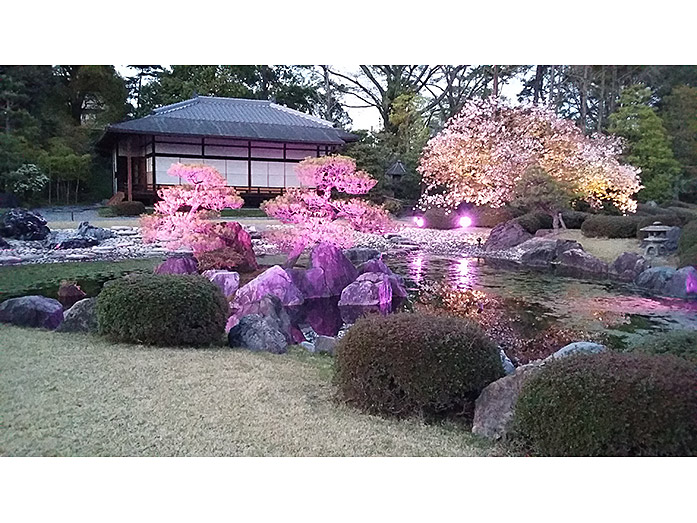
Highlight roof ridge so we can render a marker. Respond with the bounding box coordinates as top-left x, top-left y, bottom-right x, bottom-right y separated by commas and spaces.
270, 103, 334, 128
197, 96, 271, 104
152, 98, 200, 115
